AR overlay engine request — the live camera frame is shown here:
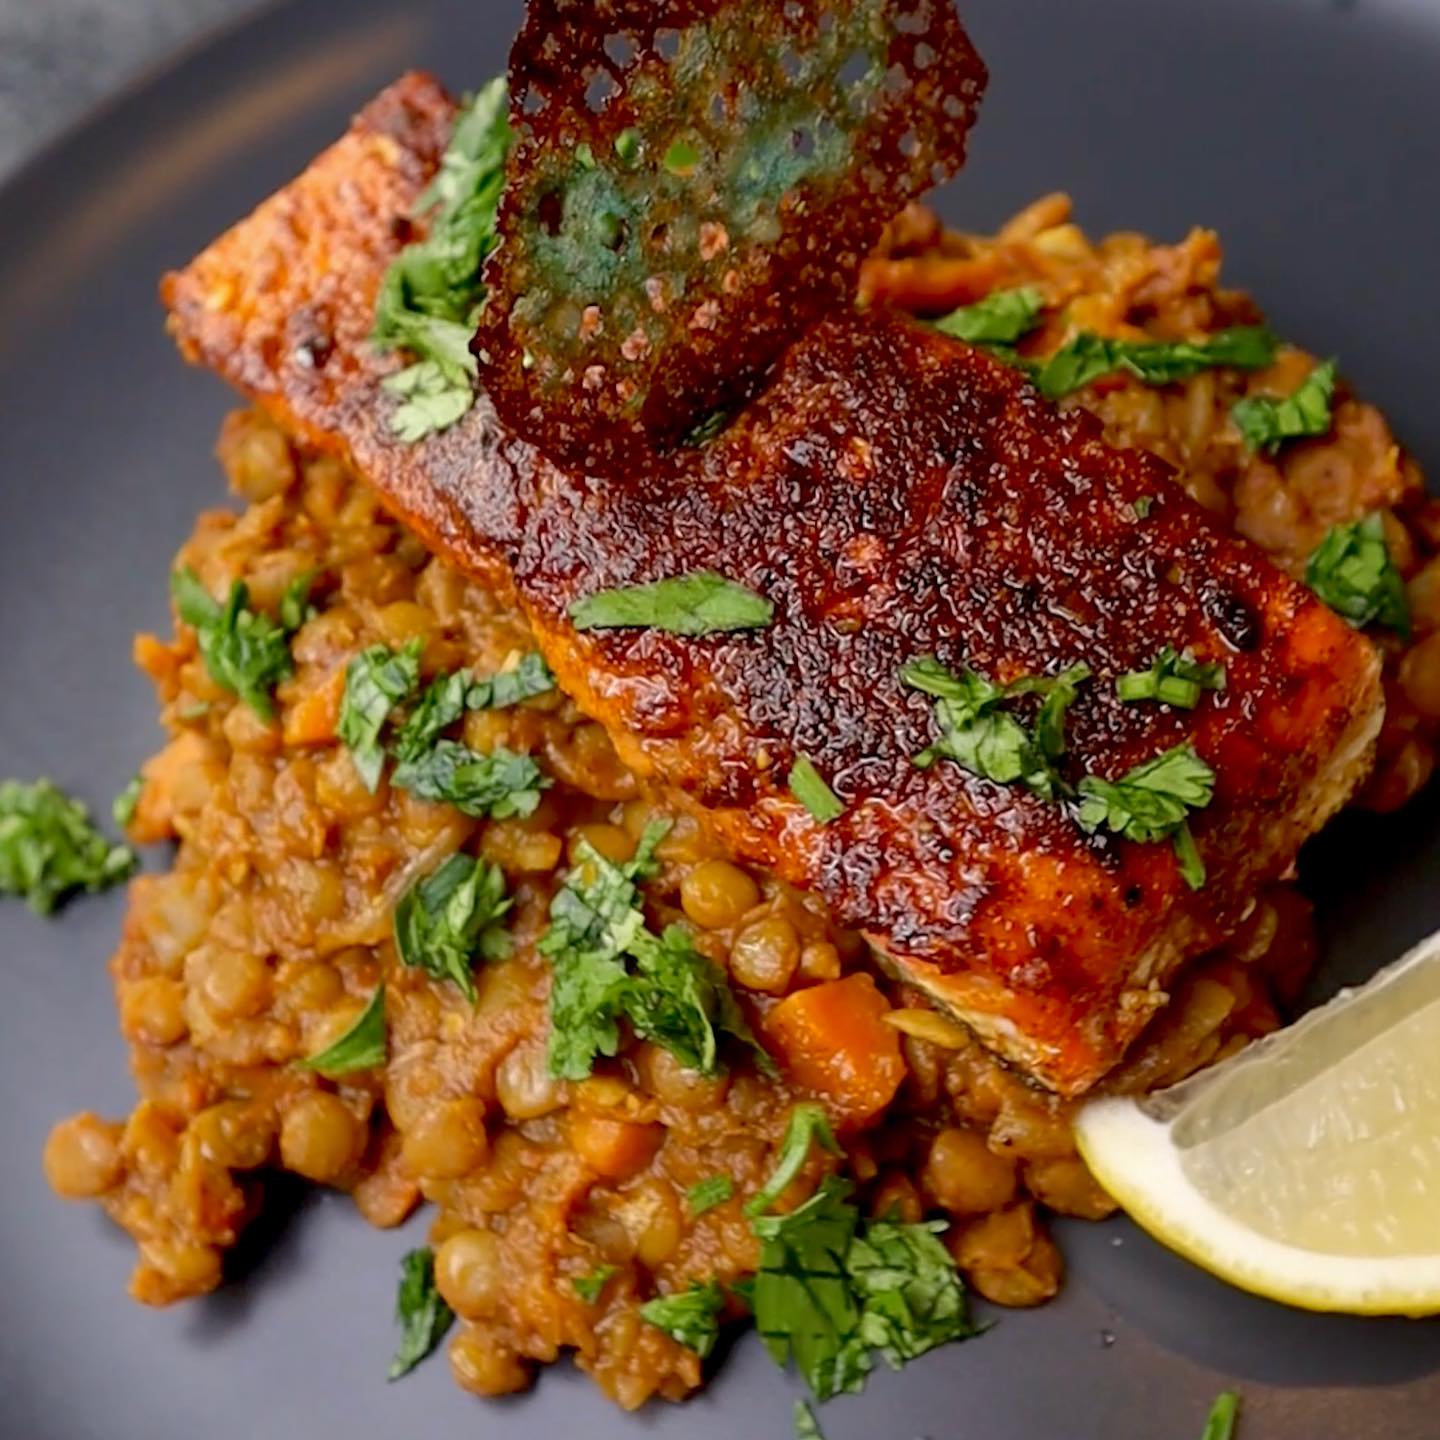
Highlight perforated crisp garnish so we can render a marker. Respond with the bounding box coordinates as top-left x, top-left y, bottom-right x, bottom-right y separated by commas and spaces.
474, 0, 987, 473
